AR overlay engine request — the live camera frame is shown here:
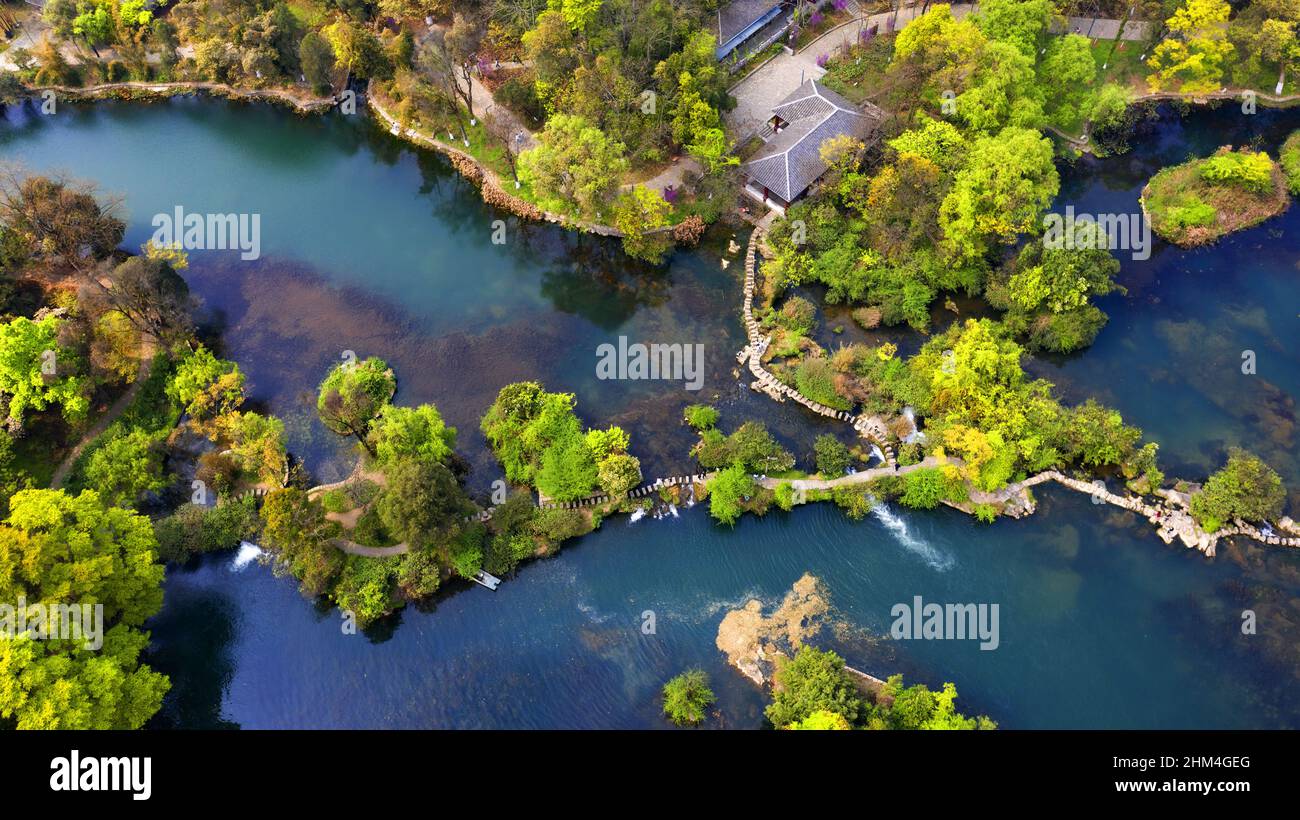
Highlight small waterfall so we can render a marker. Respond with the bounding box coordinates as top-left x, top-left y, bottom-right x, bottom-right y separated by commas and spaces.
901, 406, 926, 445
868, 444, 885, 465
871, 504, 954, 571
230, 541, 264, 572
628, 508, 647, 524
